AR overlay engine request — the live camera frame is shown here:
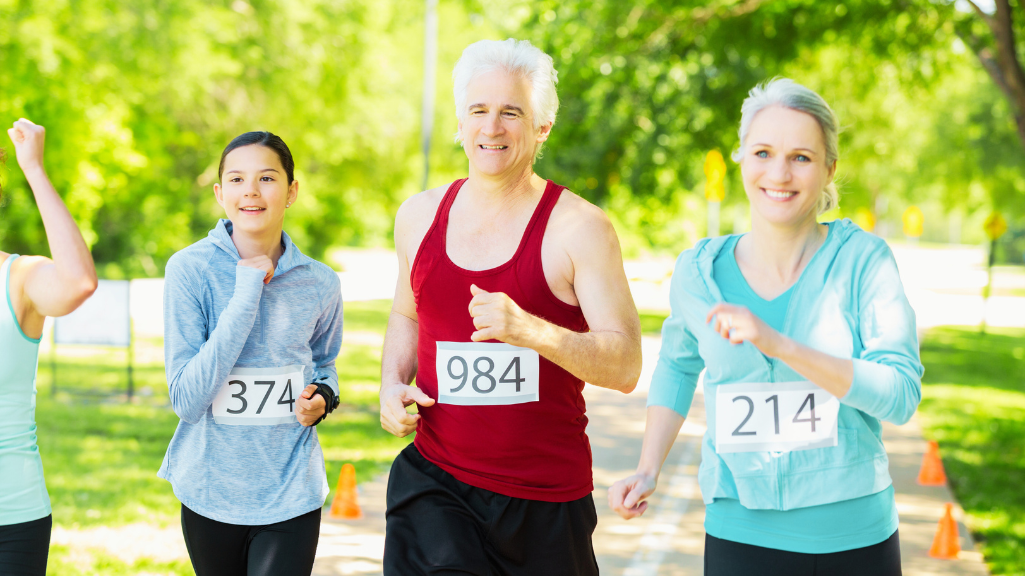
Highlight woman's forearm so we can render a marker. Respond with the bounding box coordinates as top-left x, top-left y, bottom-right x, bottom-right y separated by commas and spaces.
26, 167, 97, 294
636, 405, 687, 479
775, 337, 854, 398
